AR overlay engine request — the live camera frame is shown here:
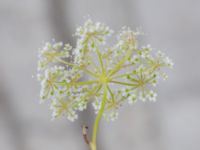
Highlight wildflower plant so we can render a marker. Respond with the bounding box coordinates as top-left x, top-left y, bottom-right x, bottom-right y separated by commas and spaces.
37, 19, 173, 150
